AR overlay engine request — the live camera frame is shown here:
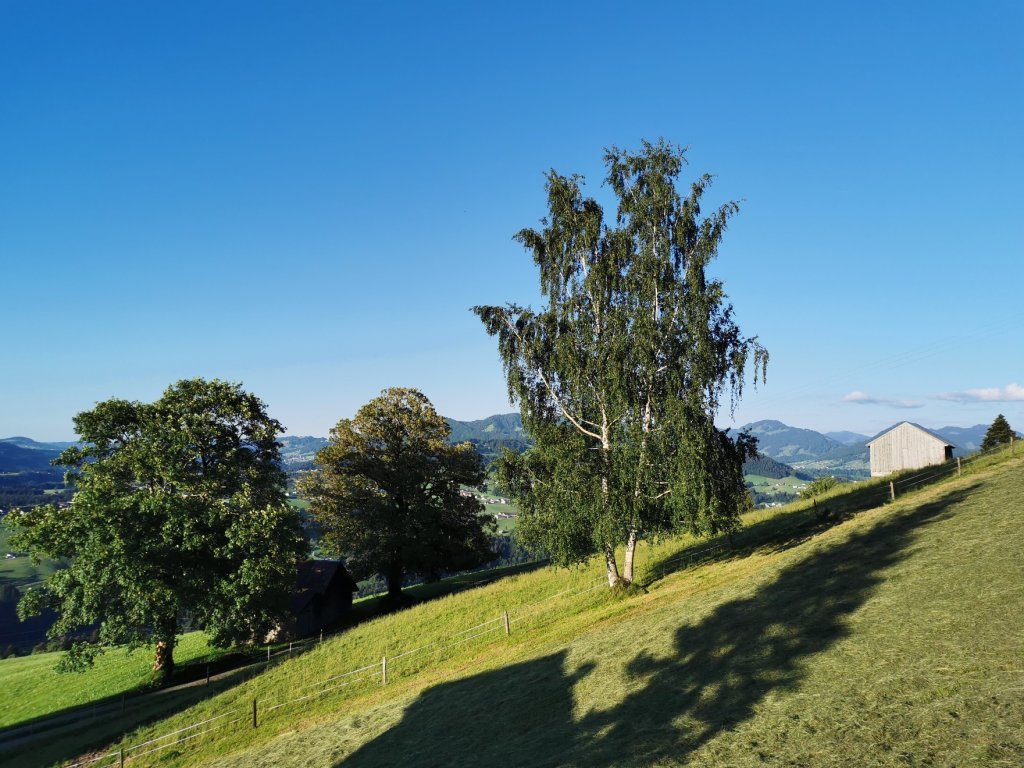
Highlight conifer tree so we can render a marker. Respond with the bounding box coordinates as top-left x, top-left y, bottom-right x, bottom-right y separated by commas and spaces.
981, 413, 1015, 452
